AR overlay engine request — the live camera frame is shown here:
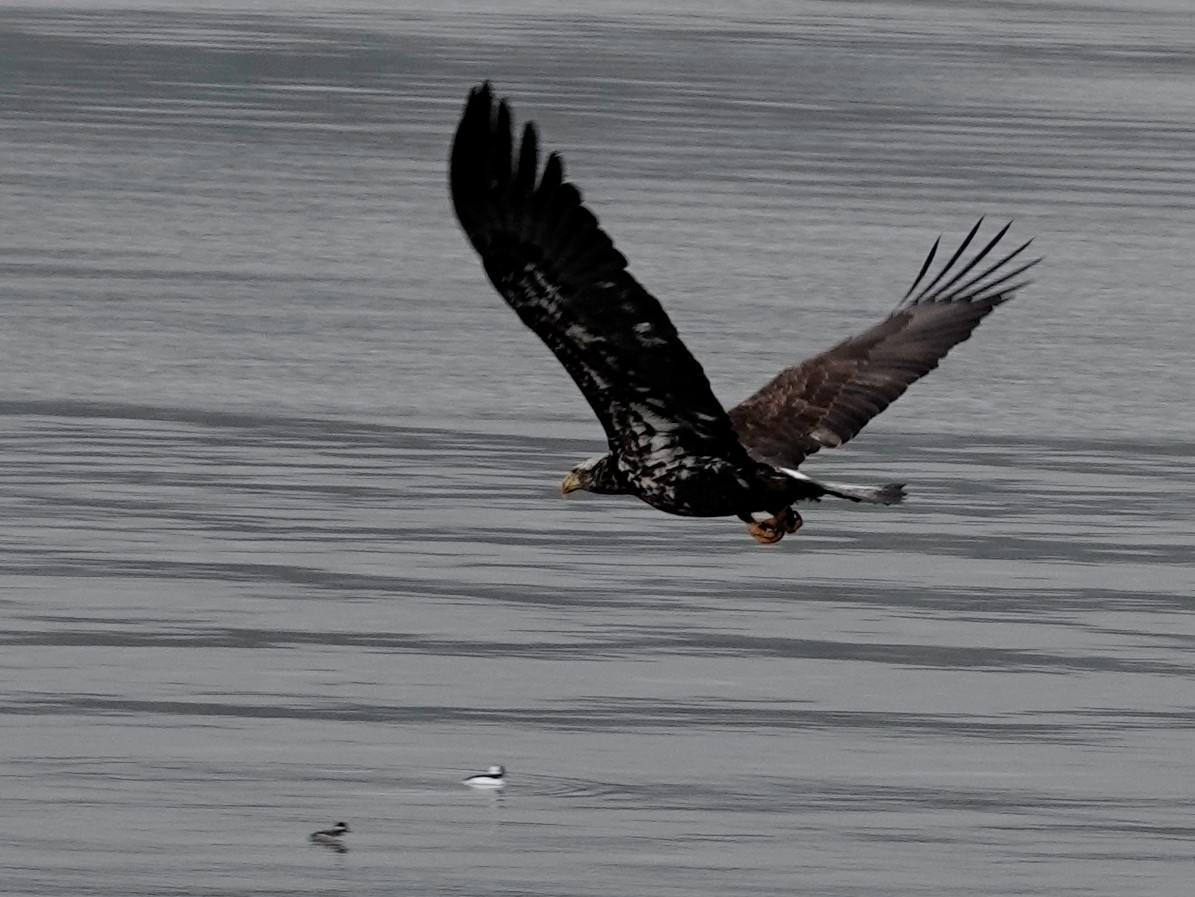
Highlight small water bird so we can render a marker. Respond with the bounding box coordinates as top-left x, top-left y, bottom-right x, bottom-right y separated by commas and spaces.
309, 821, 351, 845
463, 764, 506, 789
